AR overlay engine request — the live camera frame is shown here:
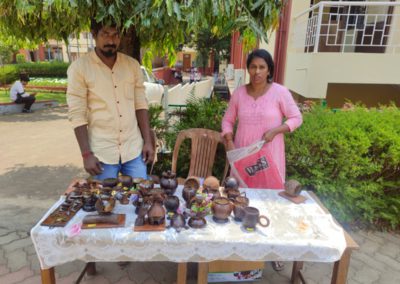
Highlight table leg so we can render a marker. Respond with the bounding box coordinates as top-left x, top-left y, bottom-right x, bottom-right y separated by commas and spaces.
40, 267, 55, 284
197, 263, 209, 284
291, 261, 304, 284
177, 263, 187, 284
331, 249, 352, 284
